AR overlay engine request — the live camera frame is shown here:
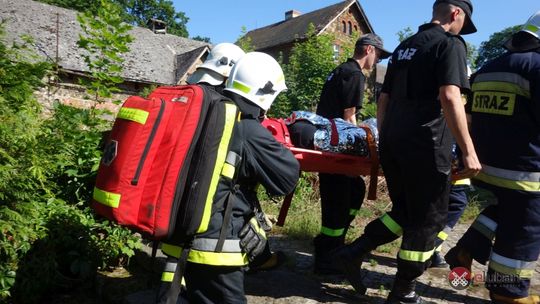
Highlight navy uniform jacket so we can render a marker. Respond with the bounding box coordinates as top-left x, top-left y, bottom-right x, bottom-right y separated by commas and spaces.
468, 50, 540, 176
190, 93, 300, 266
